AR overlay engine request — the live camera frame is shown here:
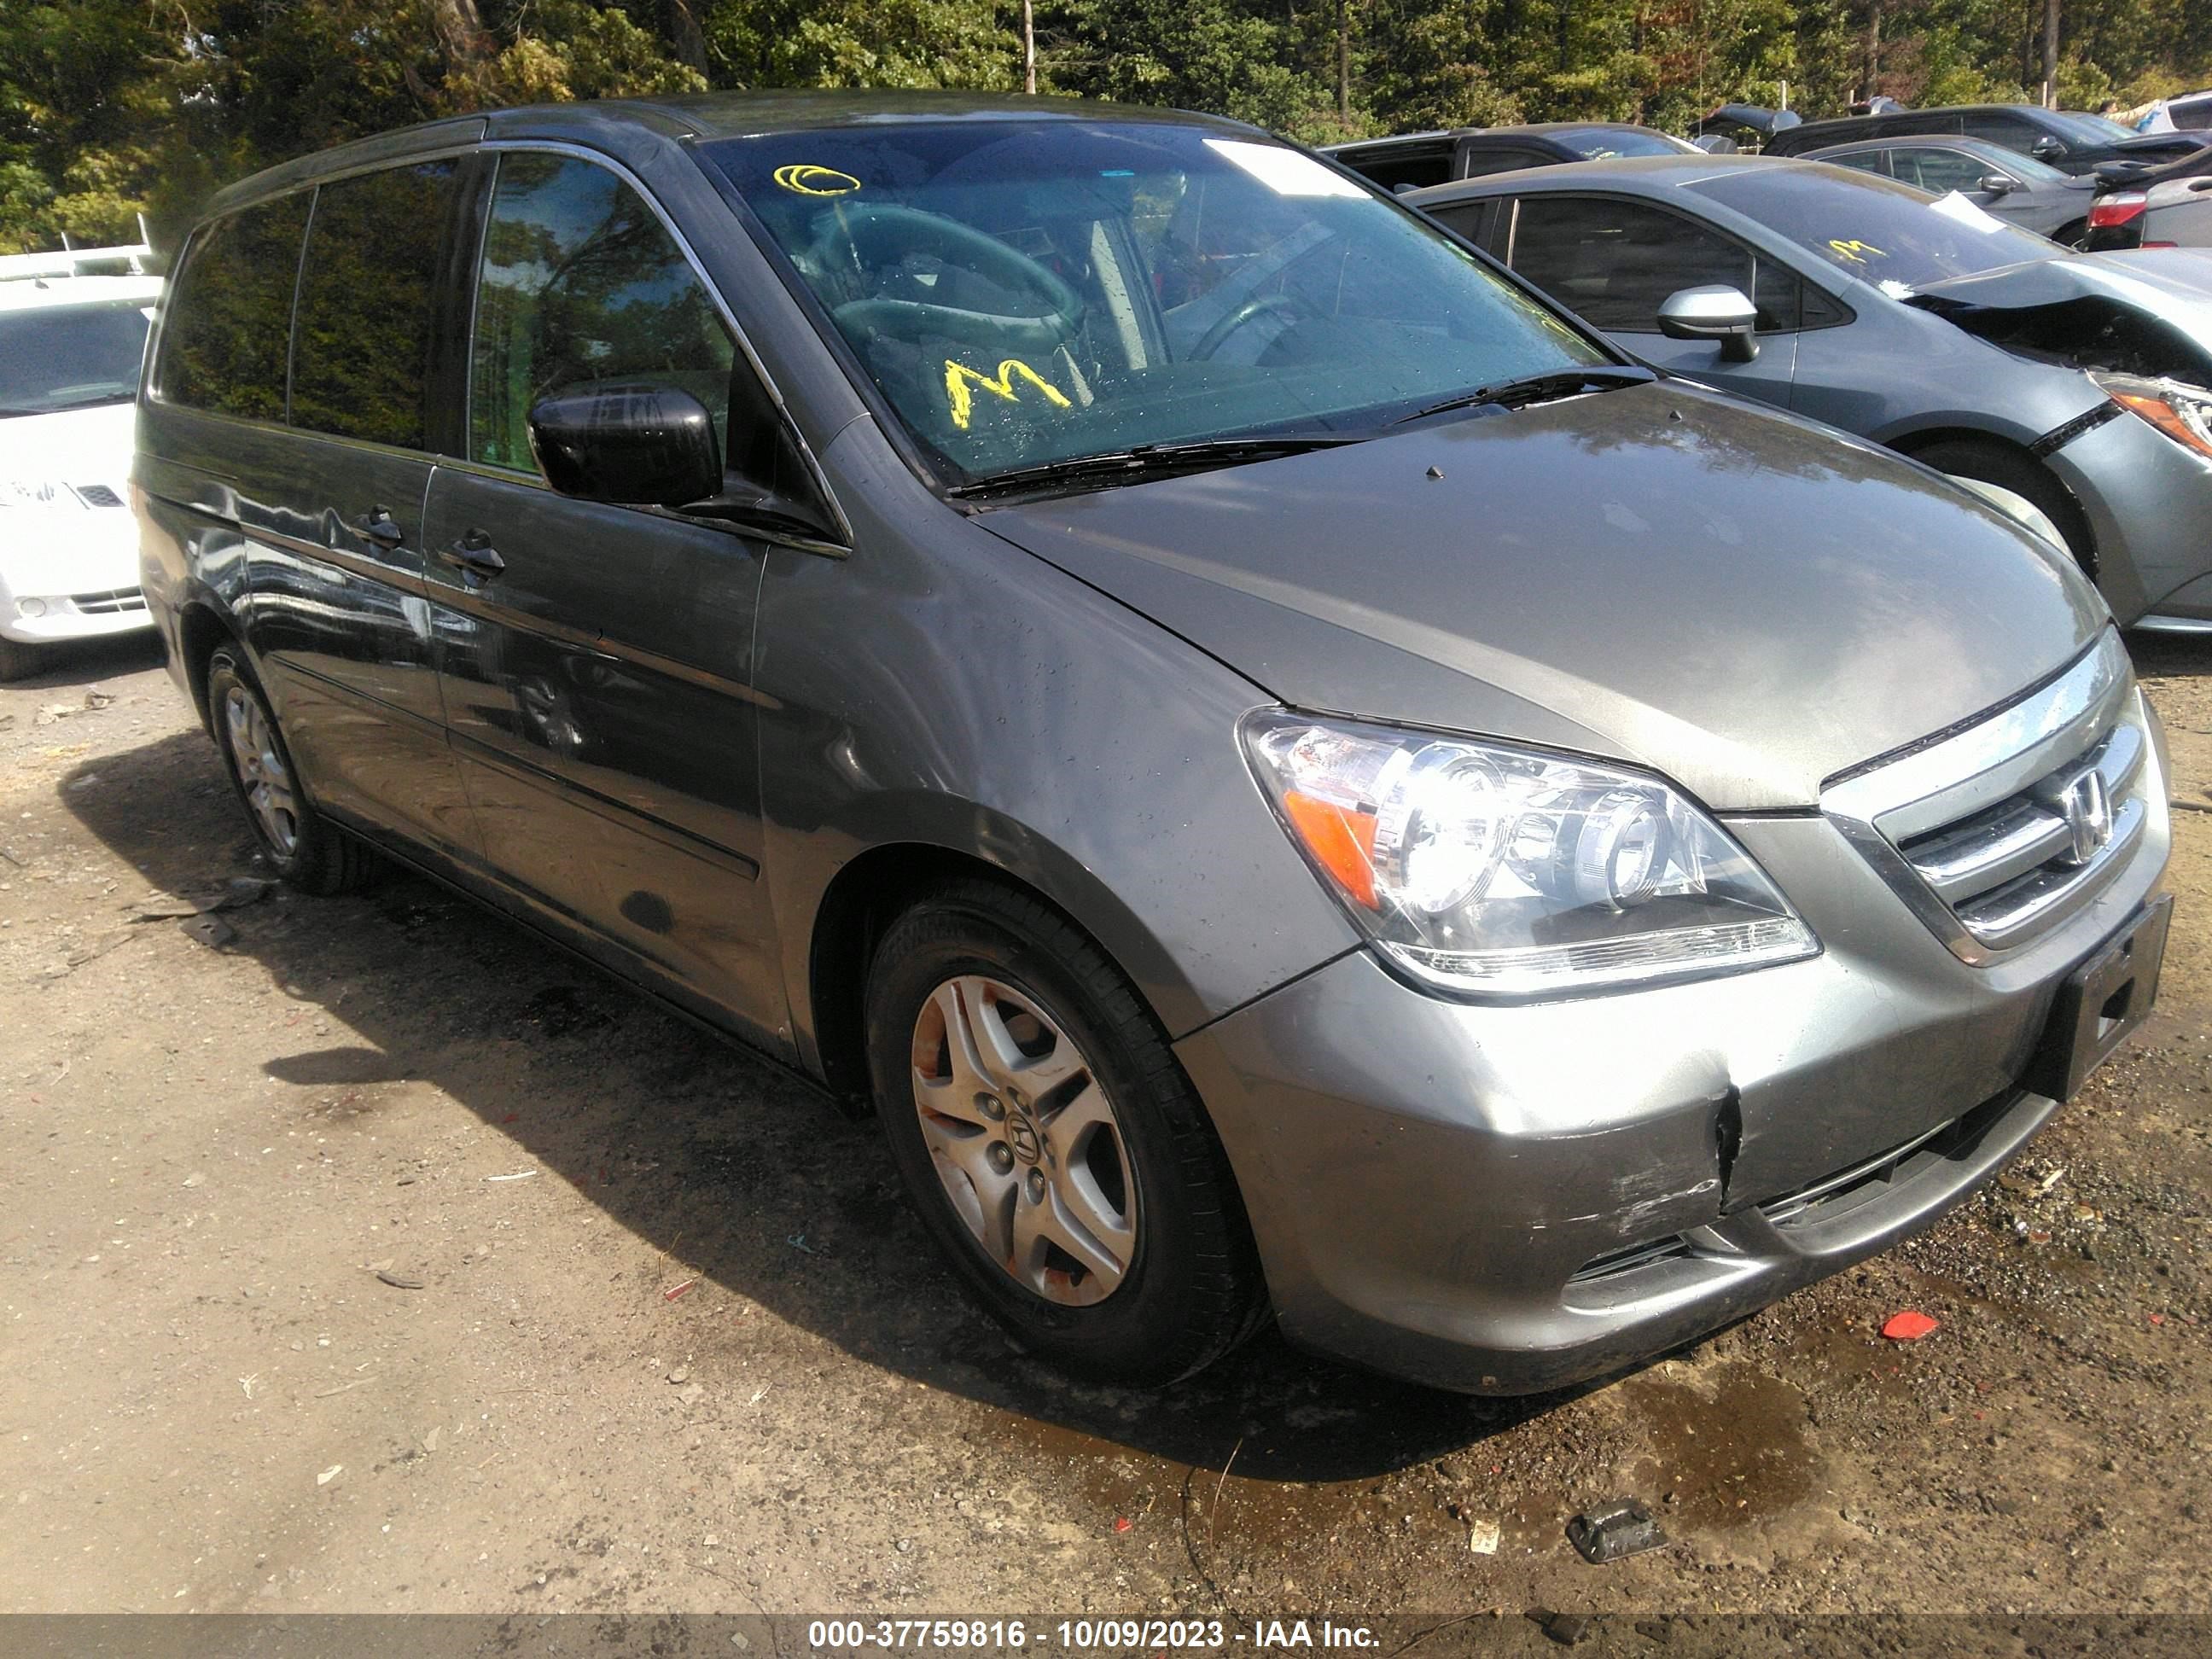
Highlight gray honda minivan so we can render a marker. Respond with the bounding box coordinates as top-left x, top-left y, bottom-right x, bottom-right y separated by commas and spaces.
137, 93, 2172, 1395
